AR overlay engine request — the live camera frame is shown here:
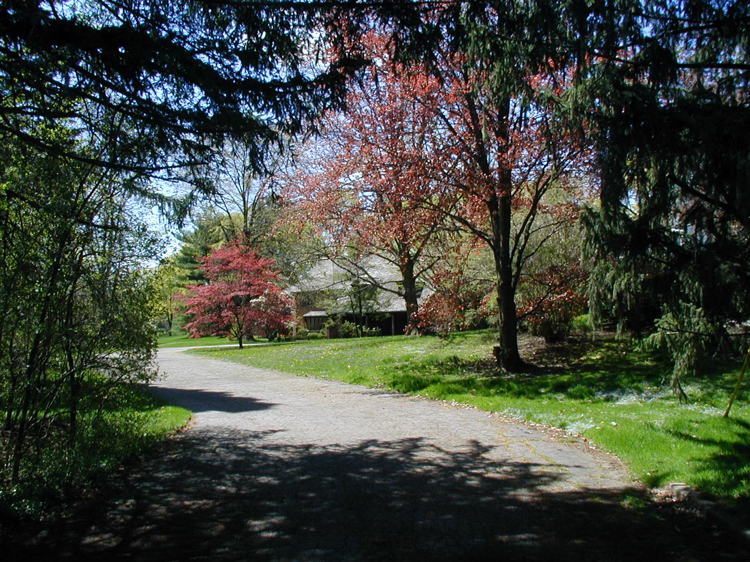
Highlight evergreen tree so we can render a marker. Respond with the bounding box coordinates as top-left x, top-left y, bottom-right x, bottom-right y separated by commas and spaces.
0, 0, 365, 180
577, 0, 750, 396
